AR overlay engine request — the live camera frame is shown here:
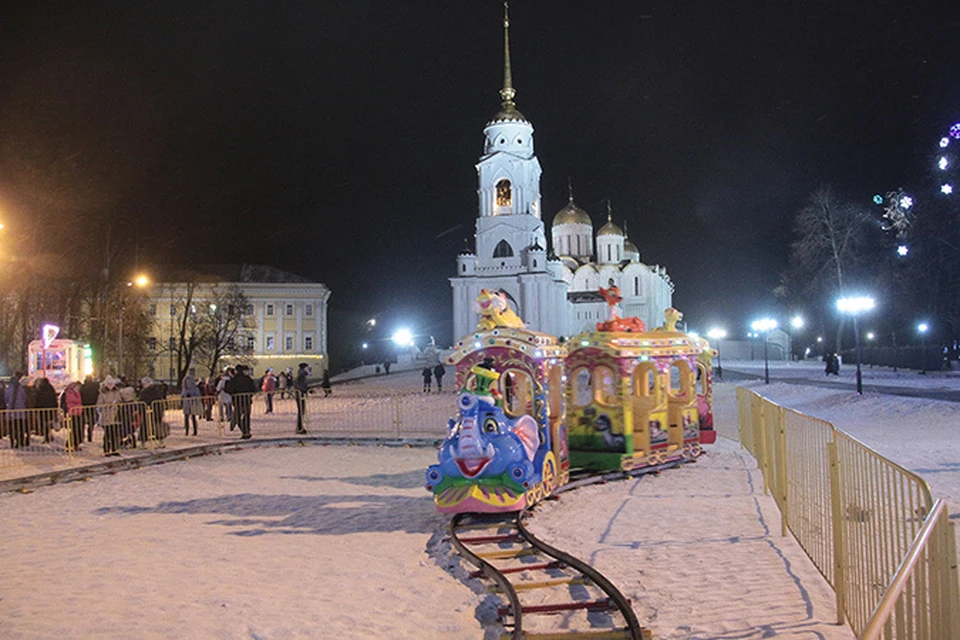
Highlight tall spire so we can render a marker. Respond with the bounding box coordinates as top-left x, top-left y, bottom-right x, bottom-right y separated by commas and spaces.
567, 177, 574, 202
607, 199, 613, 223
499, 3, 516, 108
